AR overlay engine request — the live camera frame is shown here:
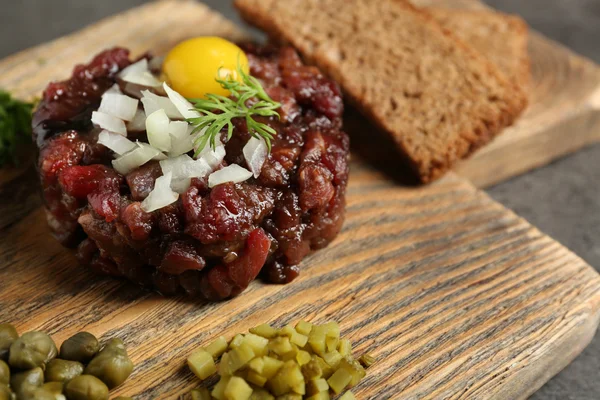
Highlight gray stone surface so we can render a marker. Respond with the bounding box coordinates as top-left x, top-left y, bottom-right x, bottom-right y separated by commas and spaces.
1, 0, 598, 398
